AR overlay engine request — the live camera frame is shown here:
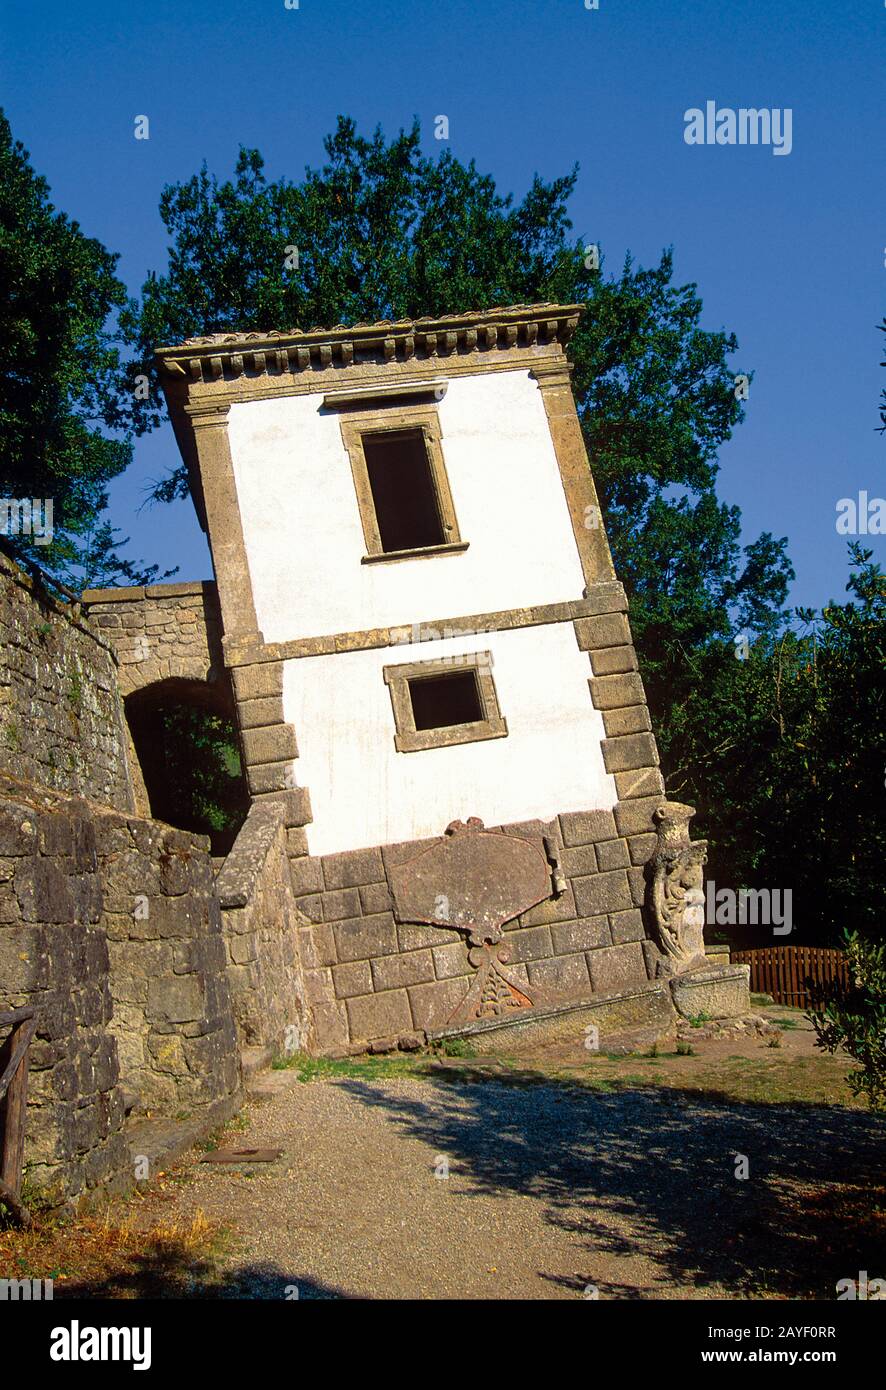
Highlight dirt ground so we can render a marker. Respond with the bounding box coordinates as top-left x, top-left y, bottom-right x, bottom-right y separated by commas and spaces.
4, 1004, 885, 1300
